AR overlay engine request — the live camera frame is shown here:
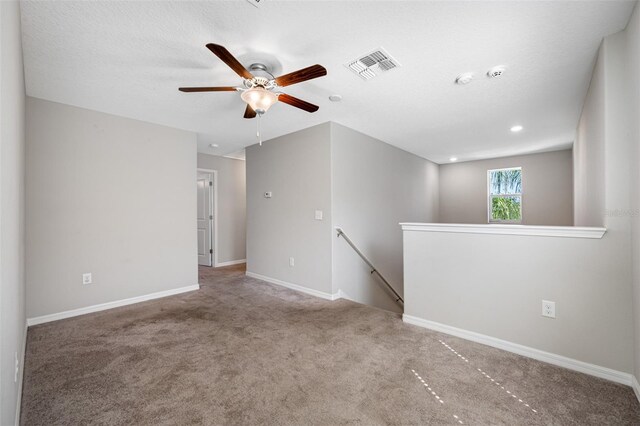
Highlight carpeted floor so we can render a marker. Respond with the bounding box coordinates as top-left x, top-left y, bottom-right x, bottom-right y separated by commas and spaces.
21, 264, 640, 425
